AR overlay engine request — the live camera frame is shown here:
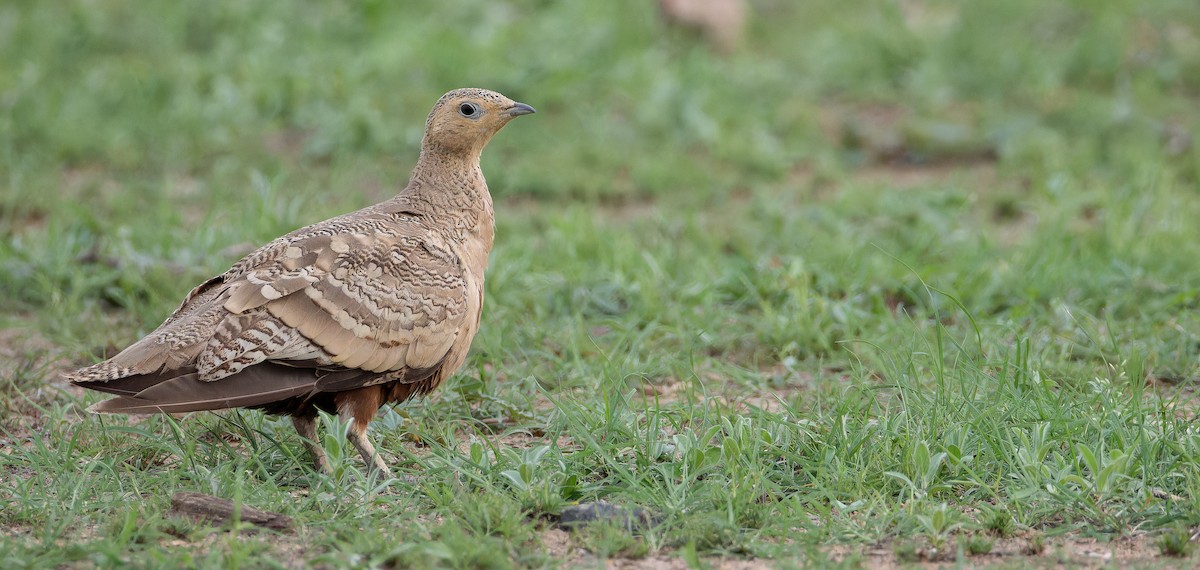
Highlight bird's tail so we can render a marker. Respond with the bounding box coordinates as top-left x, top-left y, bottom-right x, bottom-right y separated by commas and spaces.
82, 363, 354, 415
